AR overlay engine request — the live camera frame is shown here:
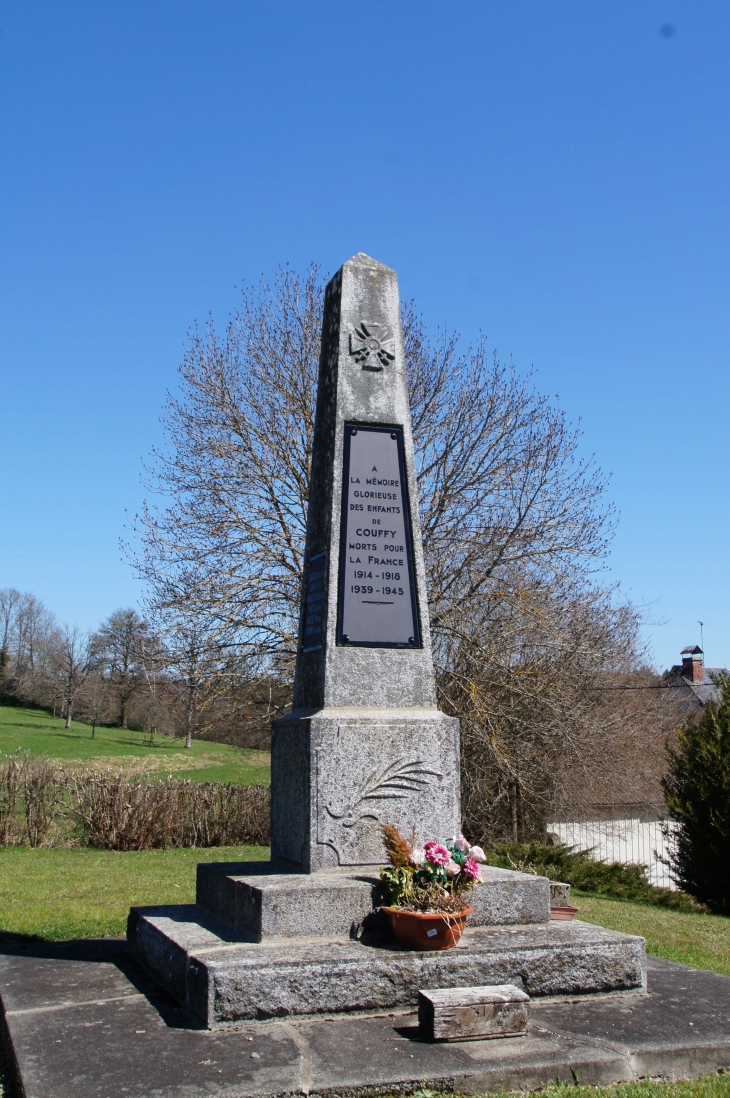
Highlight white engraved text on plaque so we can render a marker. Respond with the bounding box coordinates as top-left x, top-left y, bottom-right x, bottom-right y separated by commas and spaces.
337, 424, 420, 647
